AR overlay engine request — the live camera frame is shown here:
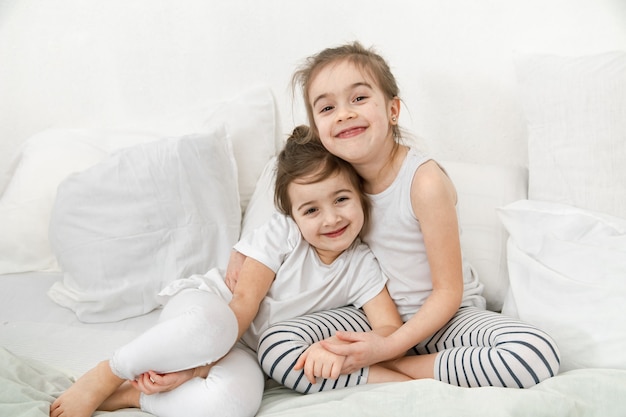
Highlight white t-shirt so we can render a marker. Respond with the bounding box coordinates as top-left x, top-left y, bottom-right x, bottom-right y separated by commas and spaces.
363, 147, 485, 322
234, 212, 386, 349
